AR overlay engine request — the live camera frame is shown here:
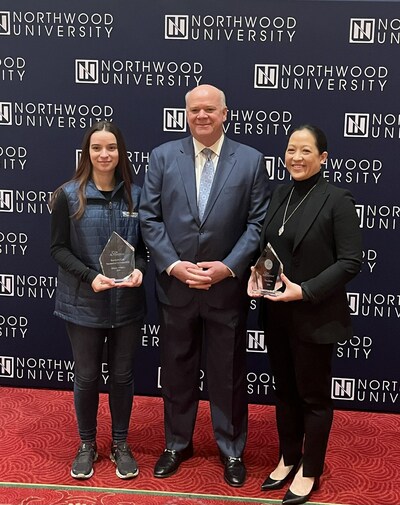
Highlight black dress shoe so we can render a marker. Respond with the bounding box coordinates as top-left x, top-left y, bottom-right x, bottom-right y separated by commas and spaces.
153, 444, 193, 478
282, 476, 320, 505
220, 455, 246, 487
261, 459, 301, 491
